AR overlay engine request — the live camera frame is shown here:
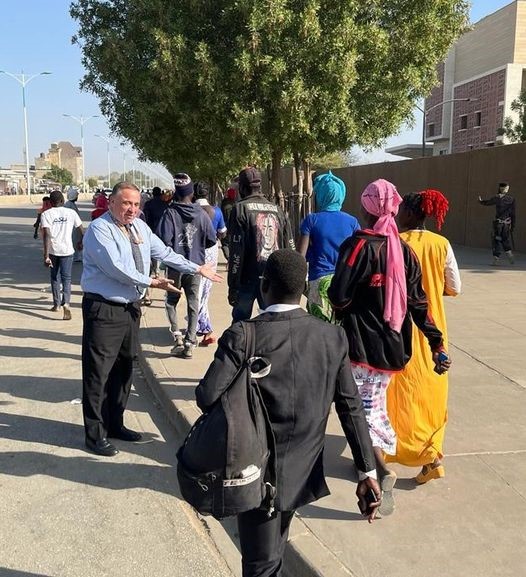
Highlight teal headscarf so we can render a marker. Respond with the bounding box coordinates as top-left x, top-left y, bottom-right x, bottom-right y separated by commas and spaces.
313, 171, 346, 212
